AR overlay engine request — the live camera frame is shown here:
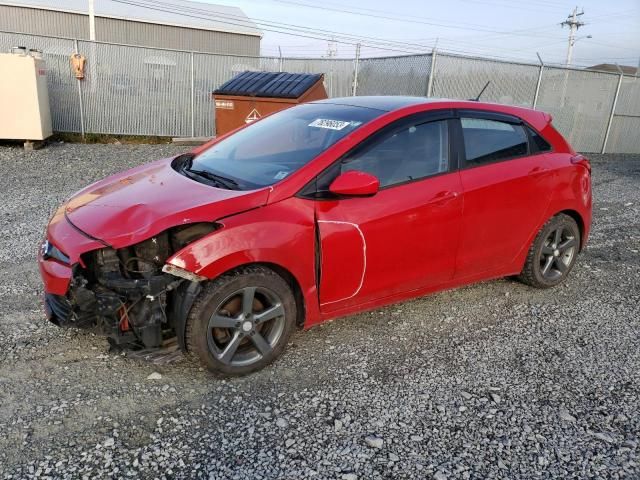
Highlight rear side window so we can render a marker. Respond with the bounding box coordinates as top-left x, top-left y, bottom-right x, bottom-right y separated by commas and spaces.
527, 126, 552, 153
461, 117, 528, 165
